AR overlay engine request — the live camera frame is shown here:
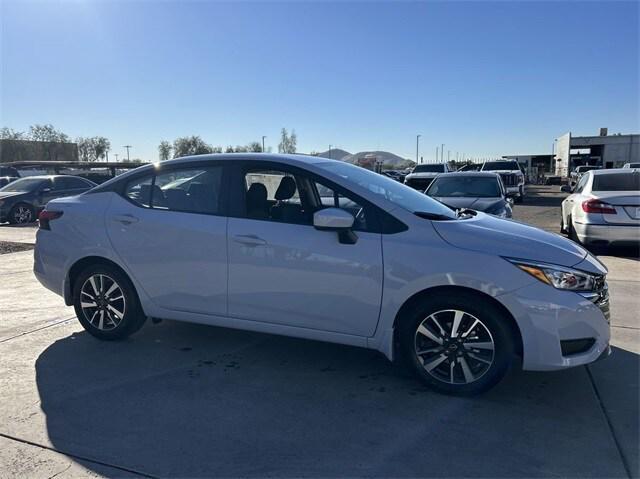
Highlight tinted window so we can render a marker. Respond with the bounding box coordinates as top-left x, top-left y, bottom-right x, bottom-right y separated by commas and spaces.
125, 175, 153, 207
483, 161, 520, 171
592, 173, 640, 192
575, 174, 589, 193
0, 177, 48, 192
54, 177, 92, 190
243, 170, 310, 224
316, 161, 457, 219
413, 164, 445, 173
156, 167, 223, 214
427, 176, 501, 198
